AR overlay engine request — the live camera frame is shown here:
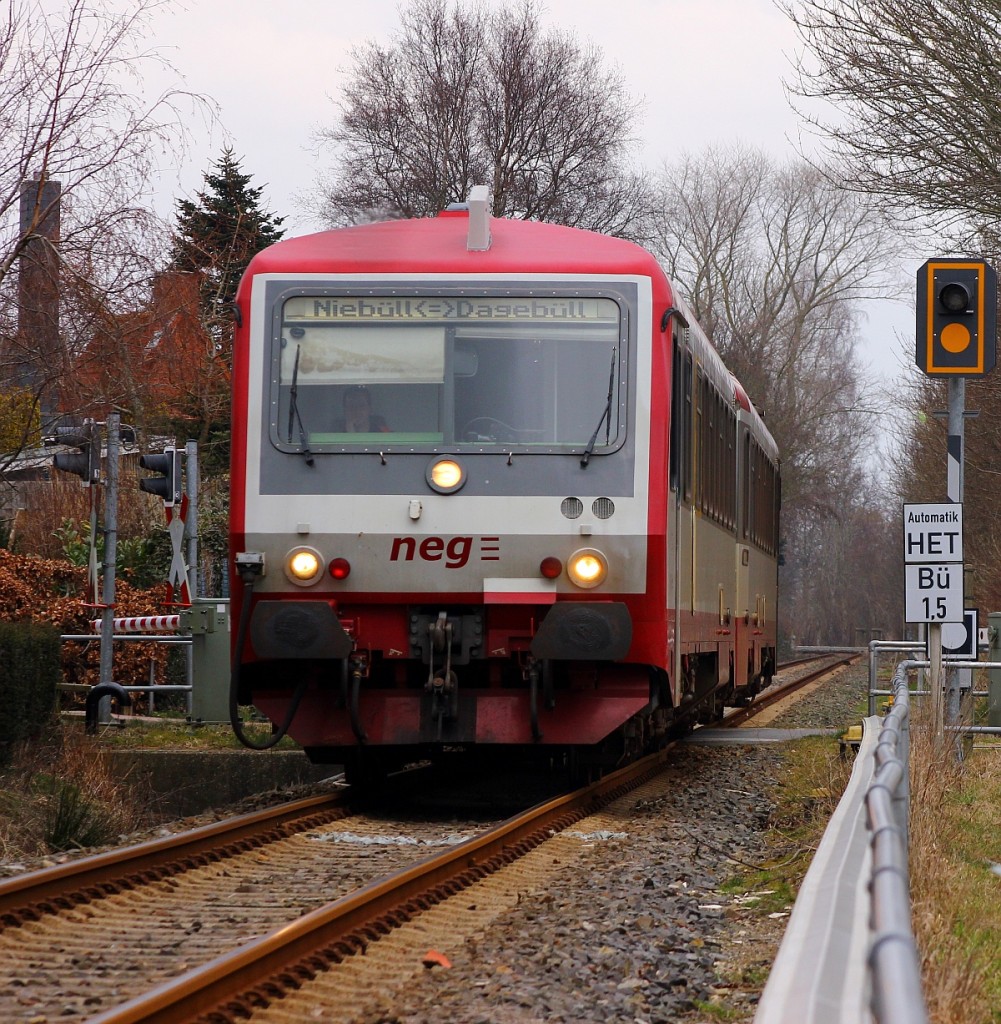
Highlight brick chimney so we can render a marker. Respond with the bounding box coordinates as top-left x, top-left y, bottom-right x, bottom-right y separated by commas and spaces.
16, 176, 62, 433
